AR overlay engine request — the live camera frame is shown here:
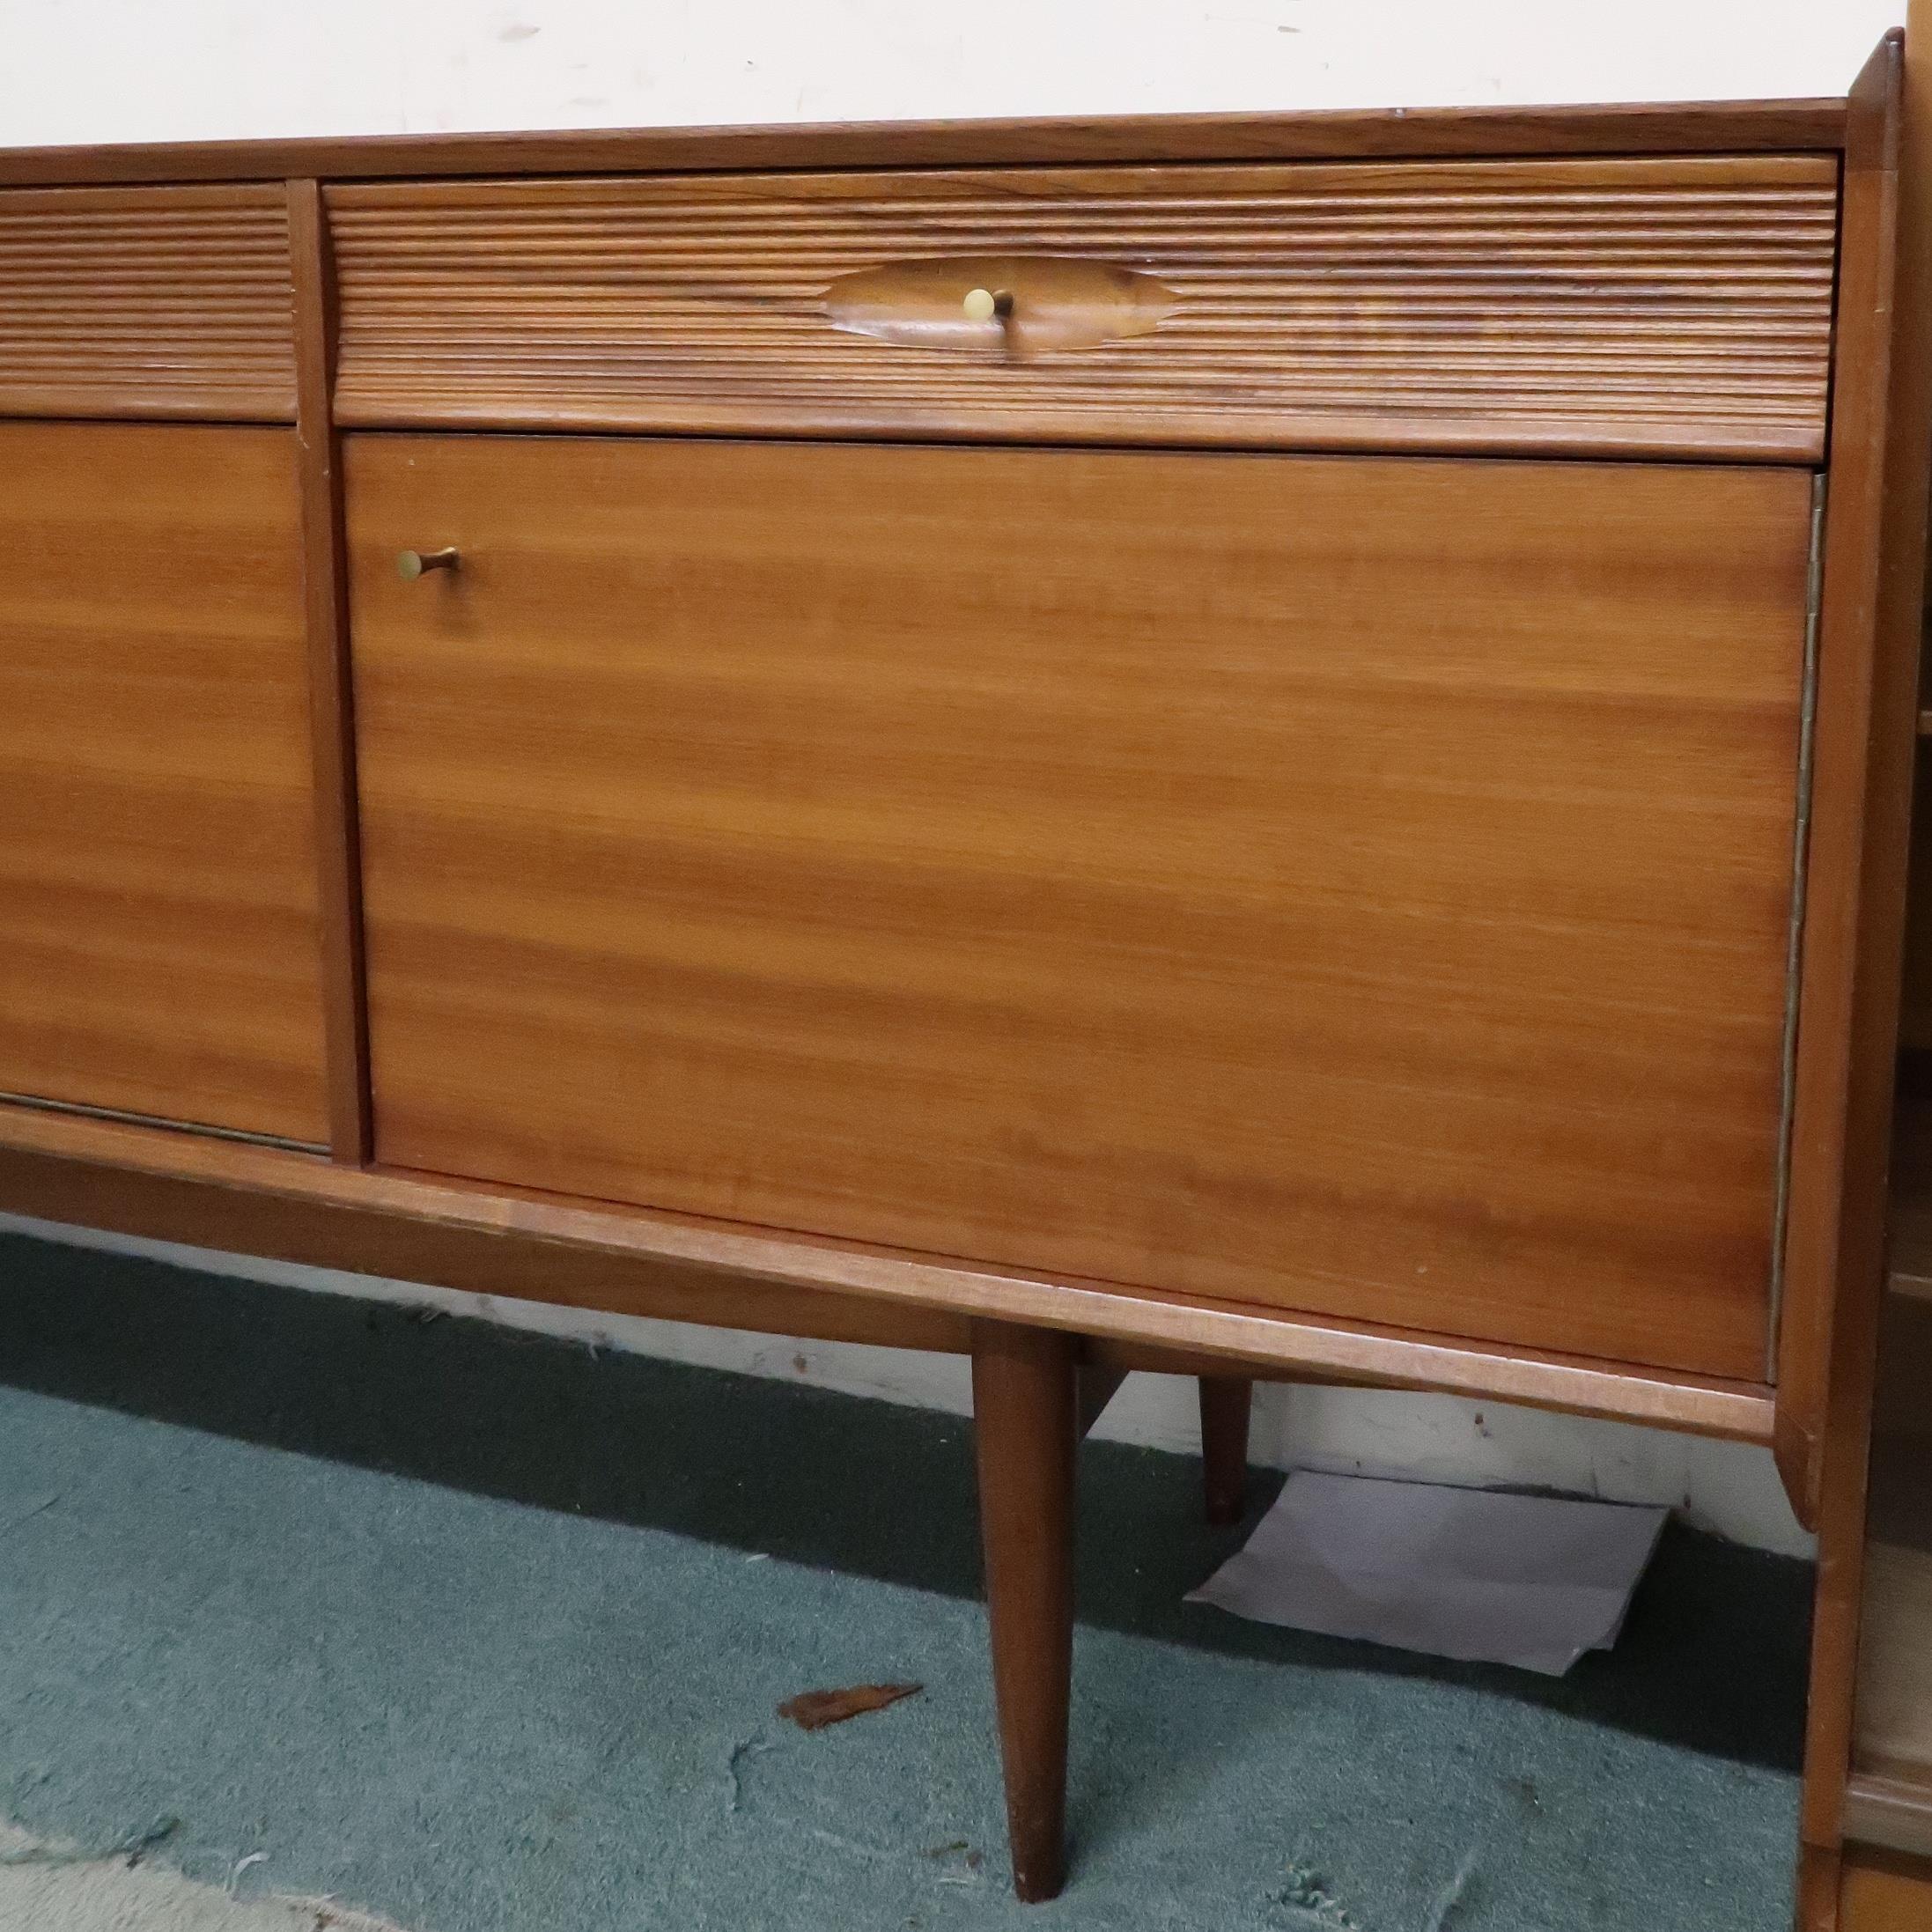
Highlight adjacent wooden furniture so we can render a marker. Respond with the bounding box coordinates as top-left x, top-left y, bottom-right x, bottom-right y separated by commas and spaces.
1842, 1848, 1932, 1931
0, 46, 1913, 1909
1773, 13, 1932, 1931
